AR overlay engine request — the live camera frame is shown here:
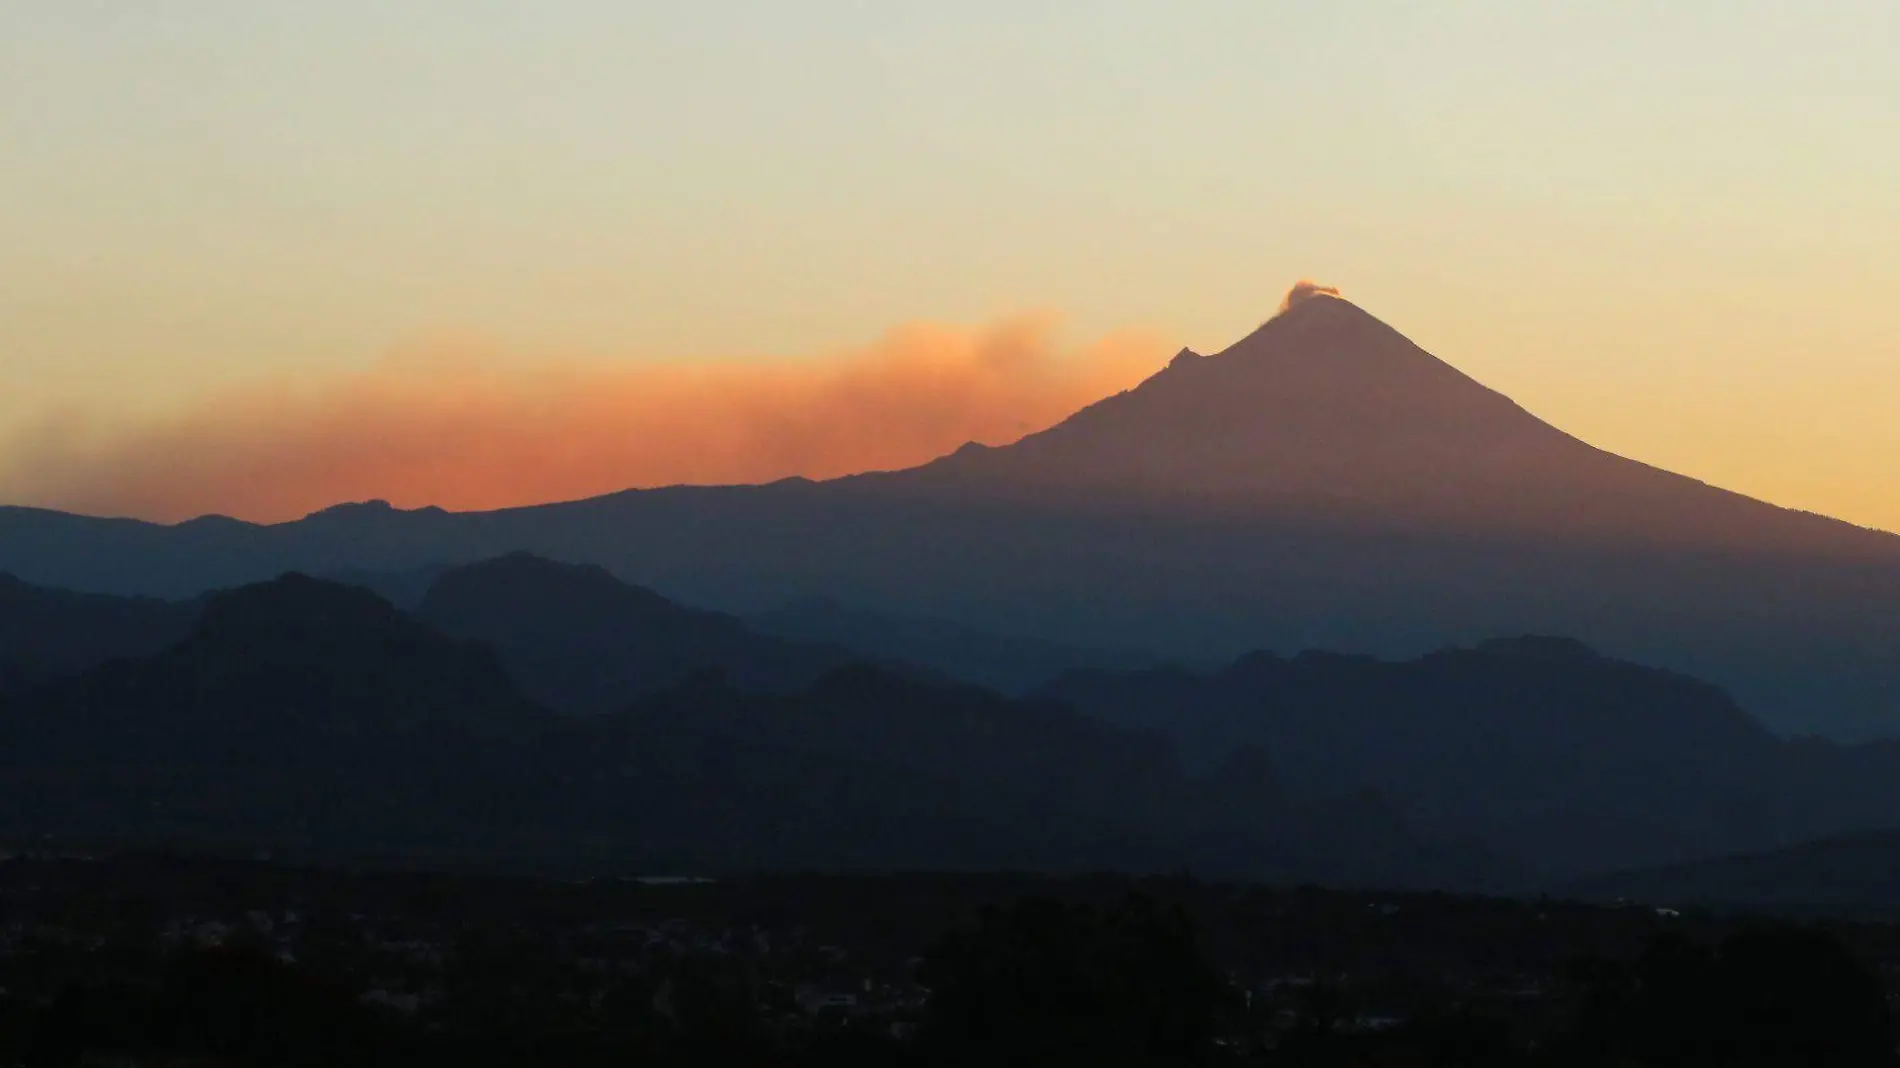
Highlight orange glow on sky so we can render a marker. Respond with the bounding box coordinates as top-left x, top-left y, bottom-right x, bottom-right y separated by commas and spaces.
0, 317, 1166, 524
